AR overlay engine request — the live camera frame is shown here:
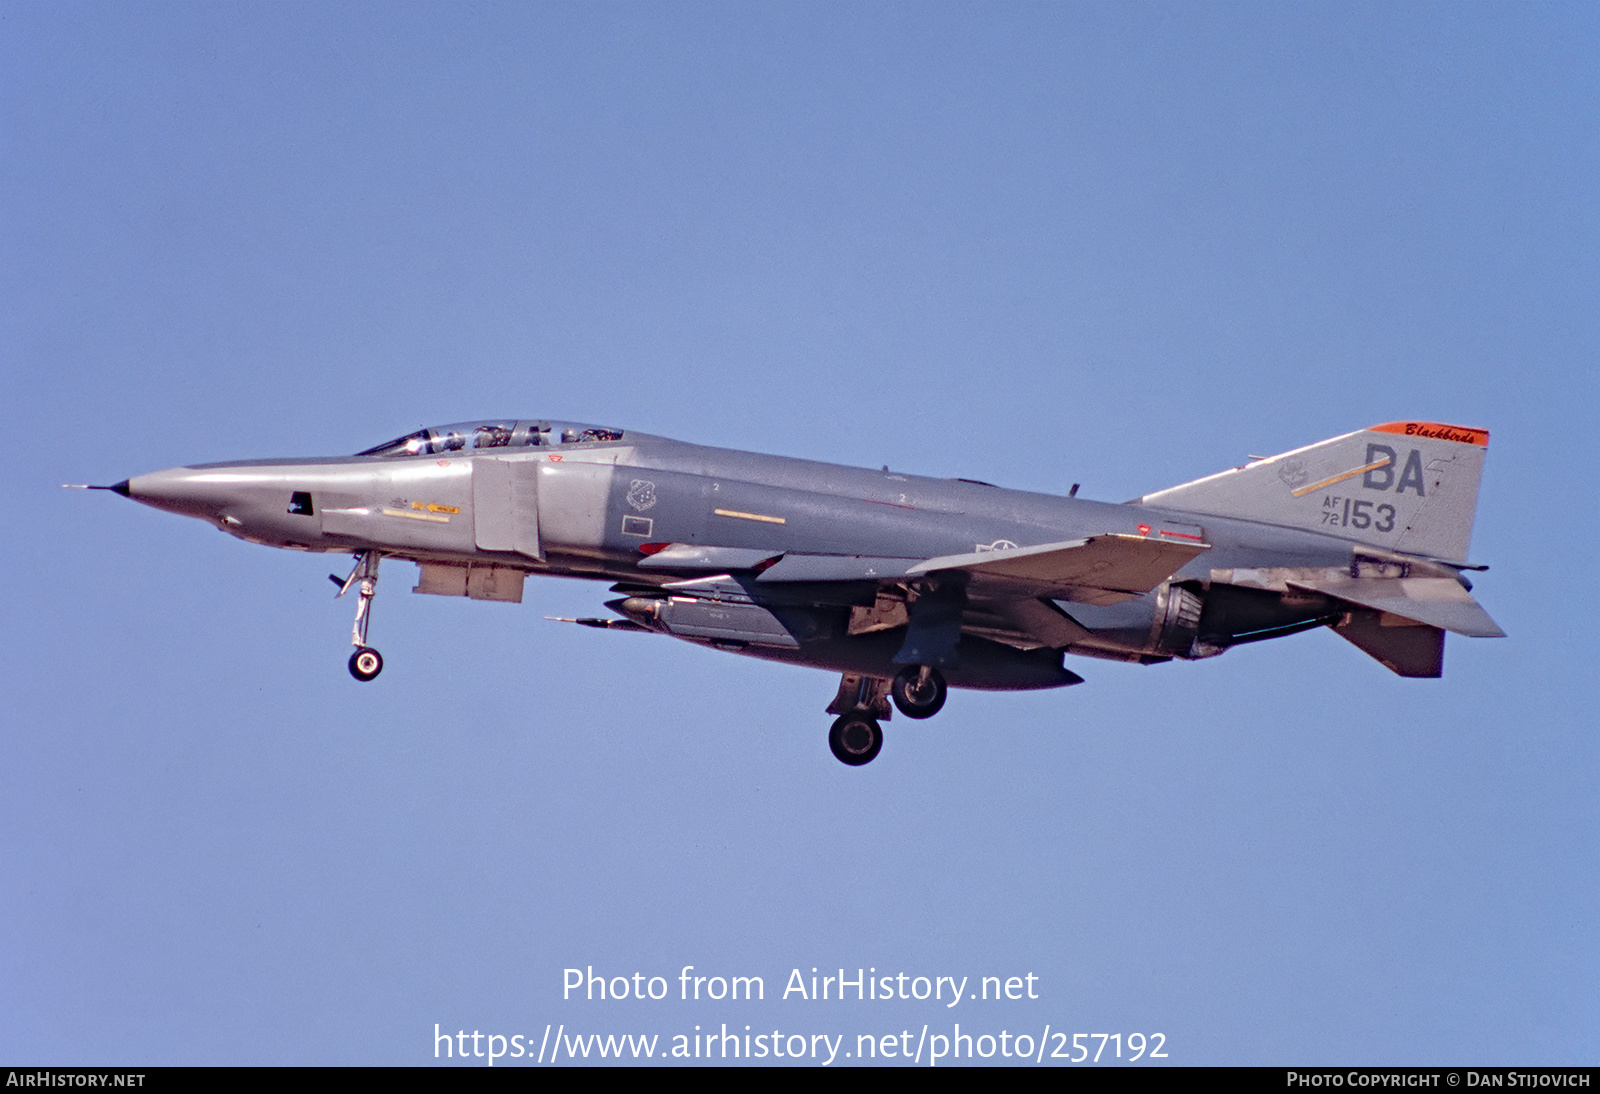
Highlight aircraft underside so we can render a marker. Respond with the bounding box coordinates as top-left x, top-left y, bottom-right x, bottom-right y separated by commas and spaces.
326, 546, 1356, 766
